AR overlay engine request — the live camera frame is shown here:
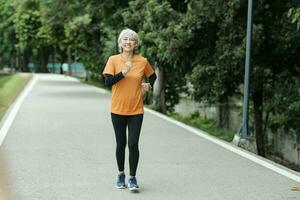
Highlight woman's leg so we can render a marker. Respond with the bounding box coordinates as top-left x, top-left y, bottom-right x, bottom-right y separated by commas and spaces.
127, 114, 143, 176
111, 113, 127, 172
